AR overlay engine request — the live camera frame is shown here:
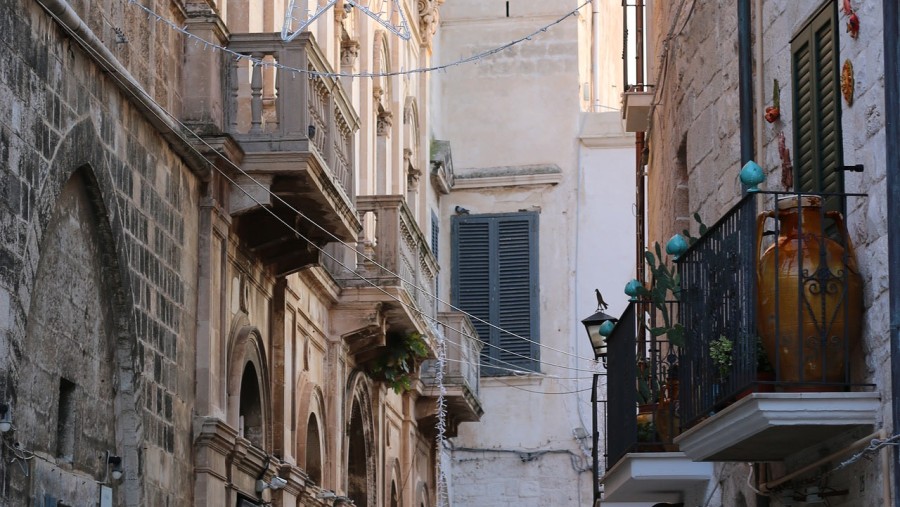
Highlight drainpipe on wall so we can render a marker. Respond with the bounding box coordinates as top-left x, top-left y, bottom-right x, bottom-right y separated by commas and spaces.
738, 0, 753, 167
883, 1, 900, 505
592, 0, 600, 112
634, 0, 646, 288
